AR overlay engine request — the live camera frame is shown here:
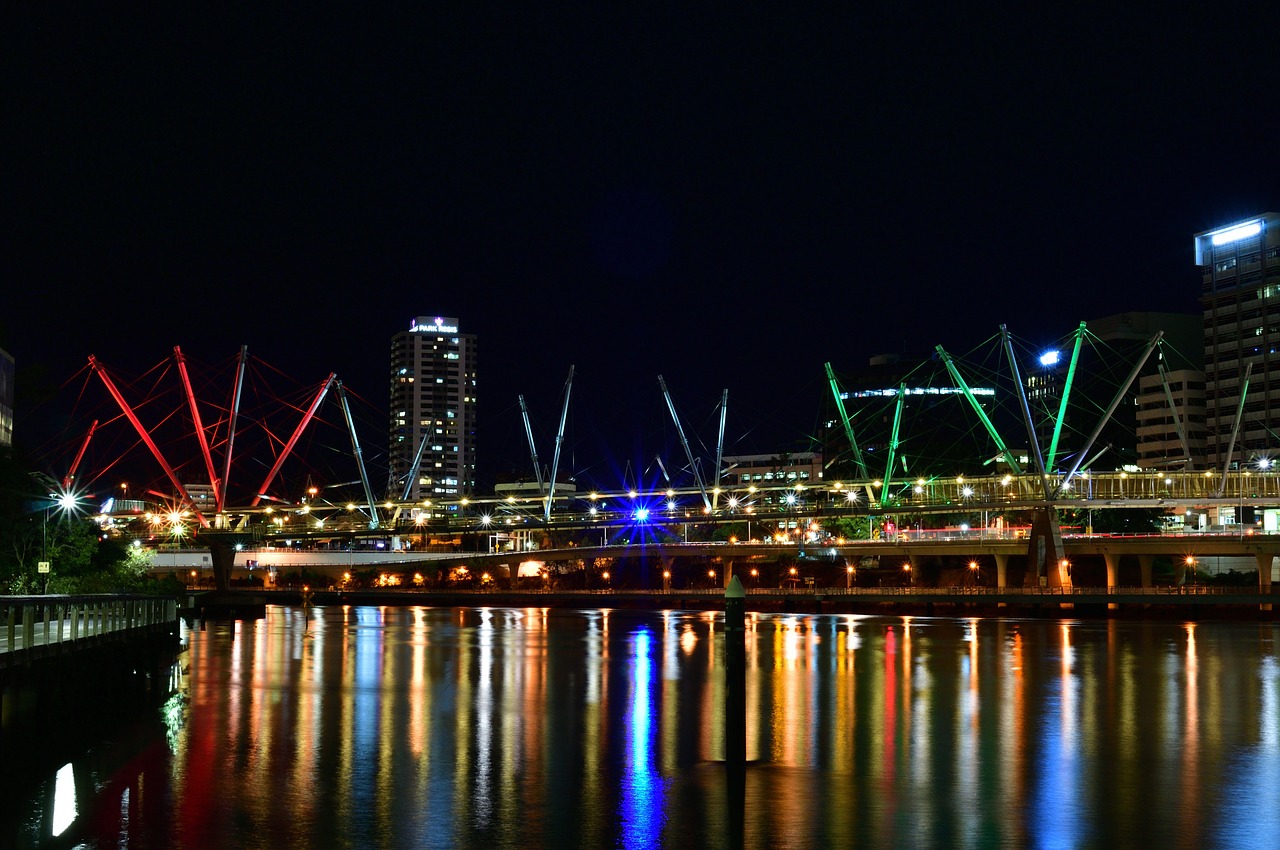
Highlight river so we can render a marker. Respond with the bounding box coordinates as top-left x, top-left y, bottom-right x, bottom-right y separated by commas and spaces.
7, 606, 1280, 848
